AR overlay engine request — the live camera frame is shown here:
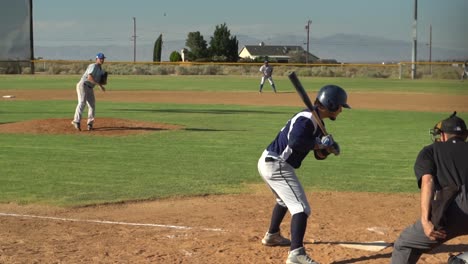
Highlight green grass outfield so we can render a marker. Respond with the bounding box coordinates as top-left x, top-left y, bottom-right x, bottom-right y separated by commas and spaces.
1, 74, 468, 94
0, 75, 467, 206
